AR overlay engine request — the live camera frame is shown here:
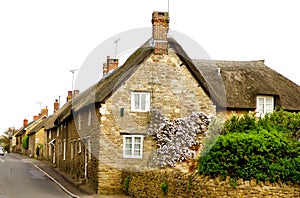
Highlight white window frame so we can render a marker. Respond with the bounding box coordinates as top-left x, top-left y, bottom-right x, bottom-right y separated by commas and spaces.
78, 138, 82, 153
70, 141, 73, 159
131, 92, 150, 112
63, 139, 66, 160
78, 113, 81, 130
48, 130, 52, 139
256, 96, 274, 117
123, 135, 144, 159
57, 127, 60, 137
87, 136, 91, 160
88, 110, 92, 126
